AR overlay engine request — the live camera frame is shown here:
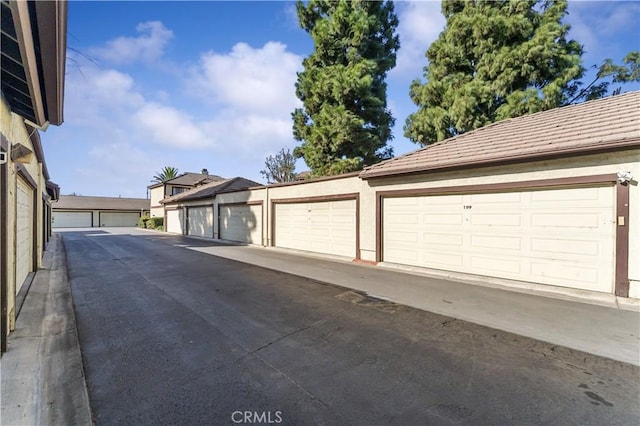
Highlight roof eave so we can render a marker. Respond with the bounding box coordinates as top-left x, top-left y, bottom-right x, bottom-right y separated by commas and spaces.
360, 140, 640, 180
34, 0, 67, 126
9, 0, 67, 129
